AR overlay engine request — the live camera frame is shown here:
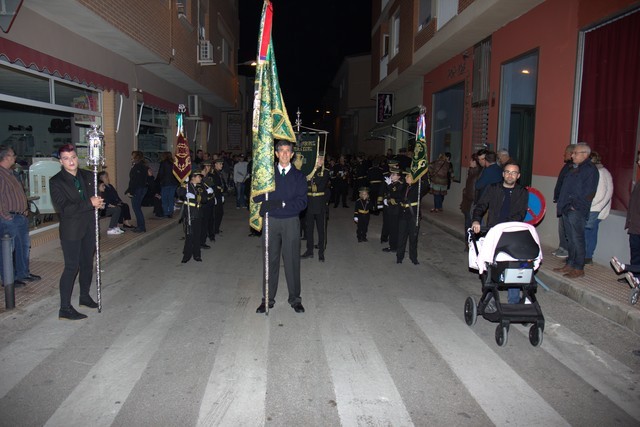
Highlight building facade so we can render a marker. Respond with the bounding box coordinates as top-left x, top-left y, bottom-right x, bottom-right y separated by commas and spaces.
1, 0, 241, 193
370, 0, 640, 264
